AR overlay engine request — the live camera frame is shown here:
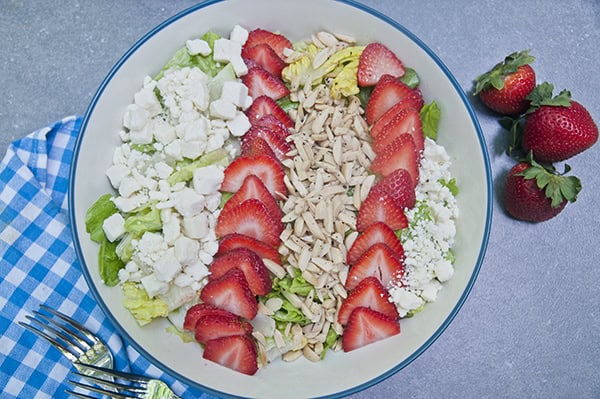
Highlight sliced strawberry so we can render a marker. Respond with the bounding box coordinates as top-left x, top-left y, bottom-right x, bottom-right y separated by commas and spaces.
194, 313, 254, 344
373, 107, 424, 154
216, 199, 283, 248
242, 43, 286, 77
244, 28, 293, 60
341, 307, 400, 352
370, 94, 423, 139
203, 334, 259, 375
338, 277, 399, 325
347, 222, 405, 265
242, 66, 290, 101
221, 154, 286, 199
200, 268, 258, 320
345, 243, 405, 290
240, 136, 279, 161
245, 95, 294, 128
217, 233, 281, 265
209, 248, 272, 296
356, 191, 408, 232
183, 303, 237, 332
365, 75, 422, 125
221, 174, 282, 222
253, 114, 291, 139
357, 43, 405, 87
370, 133, 419, 185
241, 125, 292, 162
370, 168, 416, 210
